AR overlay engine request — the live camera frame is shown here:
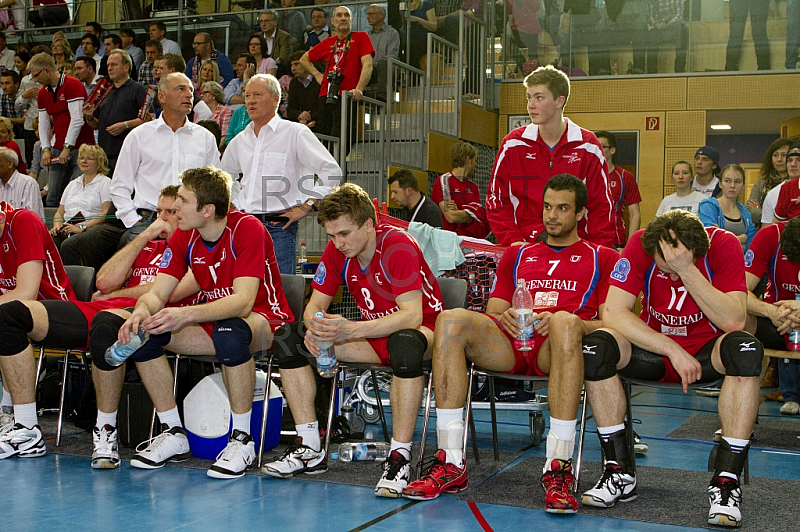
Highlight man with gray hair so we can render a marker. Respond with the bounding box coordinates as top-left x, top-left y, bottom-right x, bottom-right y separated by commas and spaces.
0, 147, 45, 221
259, 9, 292, 76
220, 74, 341, 274
366, 4, 399, 100
29, 52, 96, 208
186, 32, 235, 87
82, 49, 147, 173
